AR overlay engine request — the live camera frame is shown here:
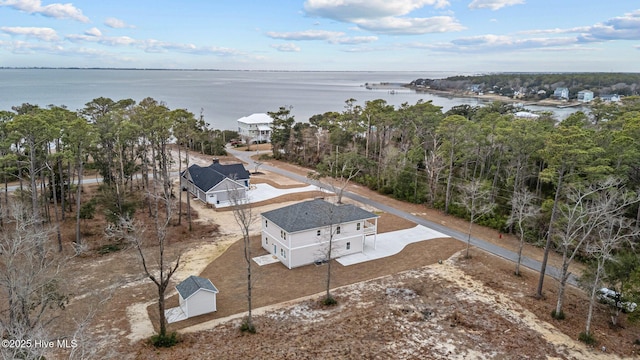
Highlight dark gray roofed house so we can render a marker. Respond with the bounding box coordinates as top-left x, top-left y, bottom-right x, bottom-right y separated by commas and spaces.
261, 199, 379, 268
176, 275, 219, 318
261, 199, 378, 233
180, 159, 250, 206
